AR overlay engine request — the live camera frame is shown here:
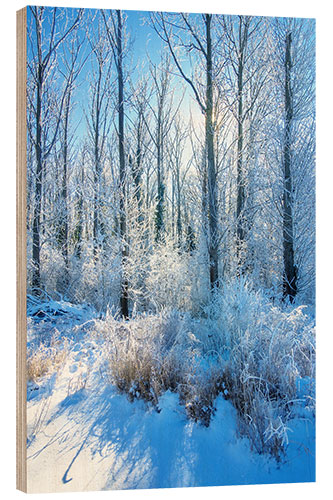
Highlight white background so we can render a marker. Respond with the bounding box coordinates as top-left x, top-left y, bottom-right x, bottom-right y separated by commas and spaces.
0, 1, 332, 499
